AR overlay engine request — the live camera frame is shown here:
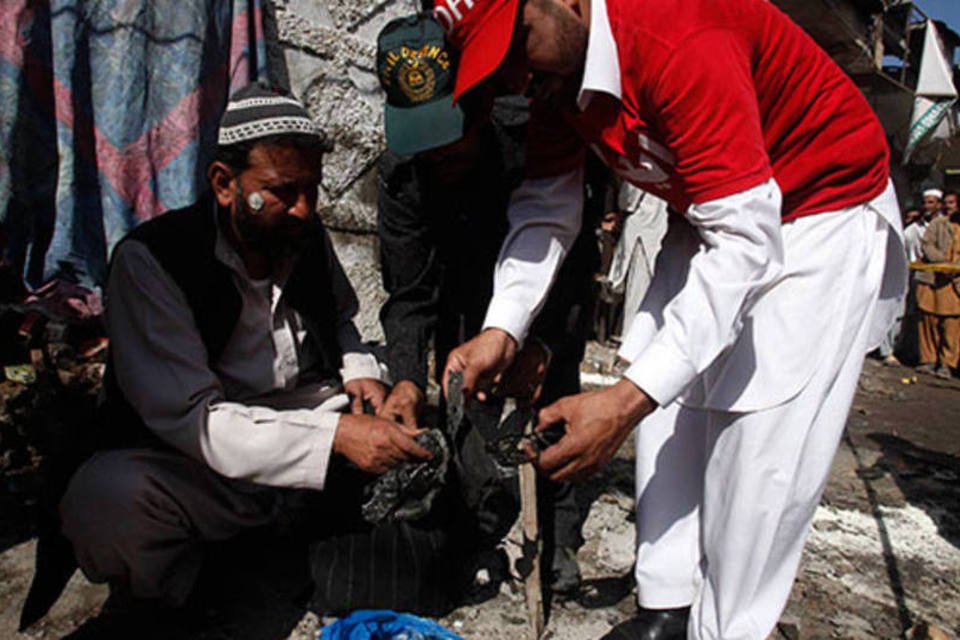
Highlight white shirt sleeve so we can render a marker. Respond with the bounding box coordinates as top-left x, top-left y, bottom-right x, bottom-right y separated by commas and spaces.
903, 223, 924, 263
482, 166, 585, 343
107, 241, 343, 490
622, 179, 785, 406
